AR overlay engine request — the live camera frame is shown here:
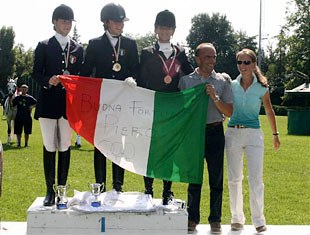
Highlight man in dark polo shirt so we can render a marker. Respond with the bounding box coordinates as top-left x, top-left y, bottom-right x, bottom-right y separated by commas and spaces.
13, 84, 36, 148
